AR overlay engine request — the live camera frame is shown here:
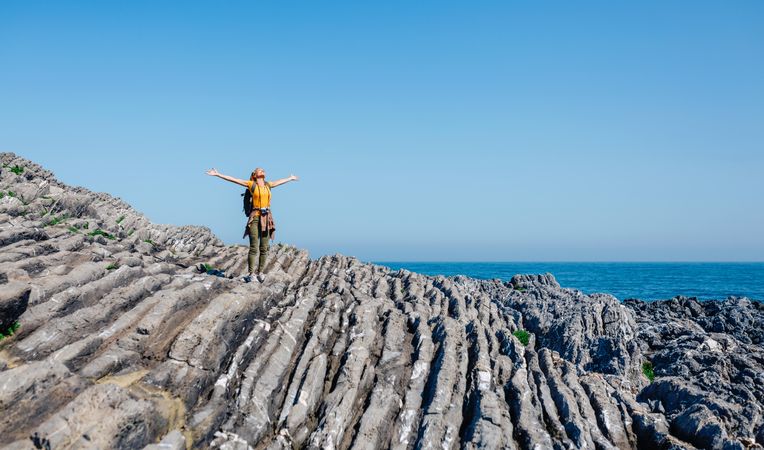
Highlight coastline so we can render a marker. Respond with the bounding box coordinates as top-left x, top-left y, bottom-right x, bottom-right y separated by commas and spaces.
373, 261, 764, 302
